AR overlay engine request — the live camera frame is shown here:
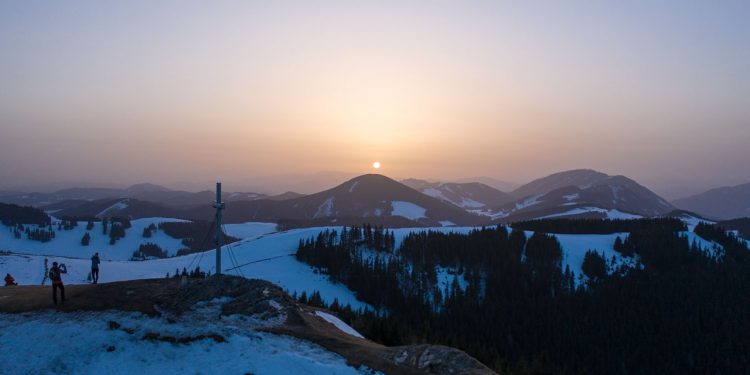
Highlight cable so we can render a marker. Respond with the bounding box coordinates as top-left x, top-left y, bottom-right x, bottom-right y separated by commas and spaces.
182, 220, 215, 274
221, 223, 245, 278
224, 253, 295, 271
